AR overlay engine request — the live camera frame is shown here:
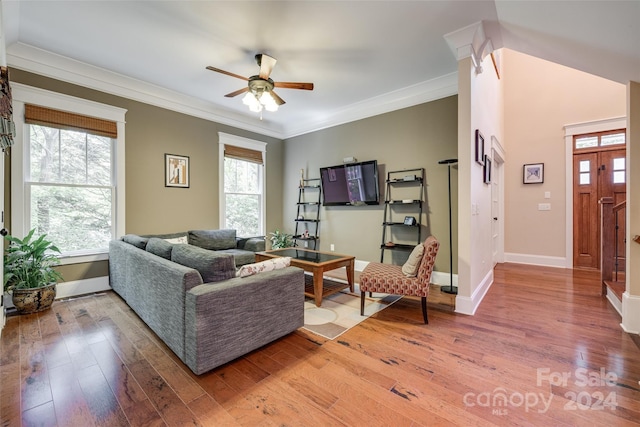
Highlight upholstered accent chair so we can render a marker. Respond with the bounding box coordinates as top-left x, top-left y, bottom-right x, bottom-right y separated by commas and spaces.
359, 236, 440, 324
